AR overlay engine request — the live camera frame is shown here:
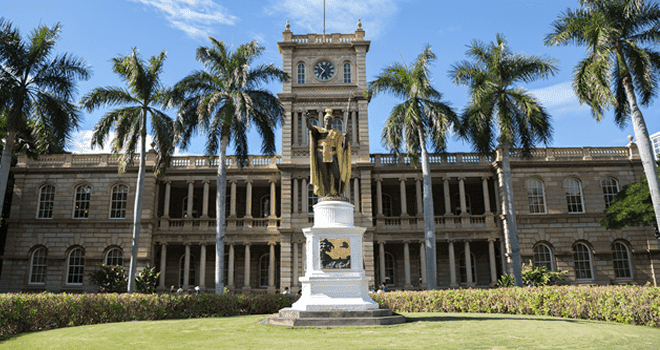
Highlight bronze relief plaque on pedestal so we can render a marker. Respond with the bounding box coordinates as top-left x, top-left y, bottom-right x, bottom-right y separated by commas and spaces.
320, 238, 351, 269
